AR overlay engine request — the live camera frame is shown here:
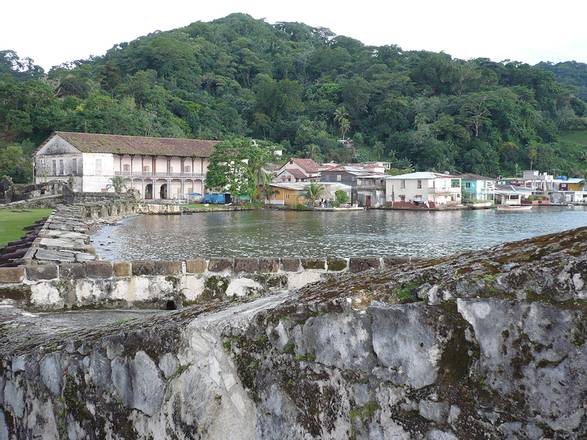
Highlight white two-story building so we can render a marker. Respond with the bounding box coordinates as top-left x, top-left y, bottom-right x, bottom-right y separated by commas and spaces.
385, 172, 462, 207
34, 131, 219, 200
